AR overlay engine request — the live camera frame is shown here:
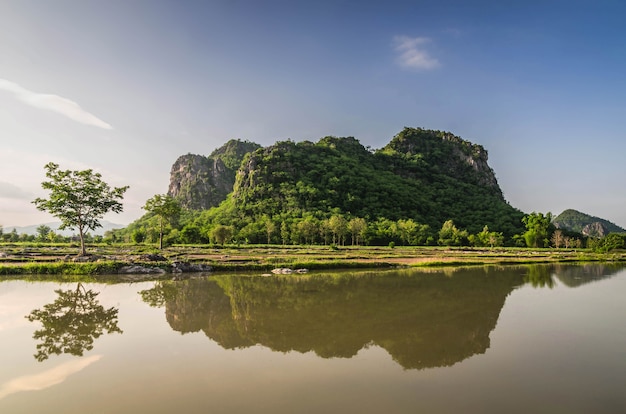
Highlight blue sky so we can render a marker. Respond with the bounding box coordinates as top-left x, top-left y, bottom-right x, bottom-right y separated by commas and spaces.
1, 0, 625, 228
